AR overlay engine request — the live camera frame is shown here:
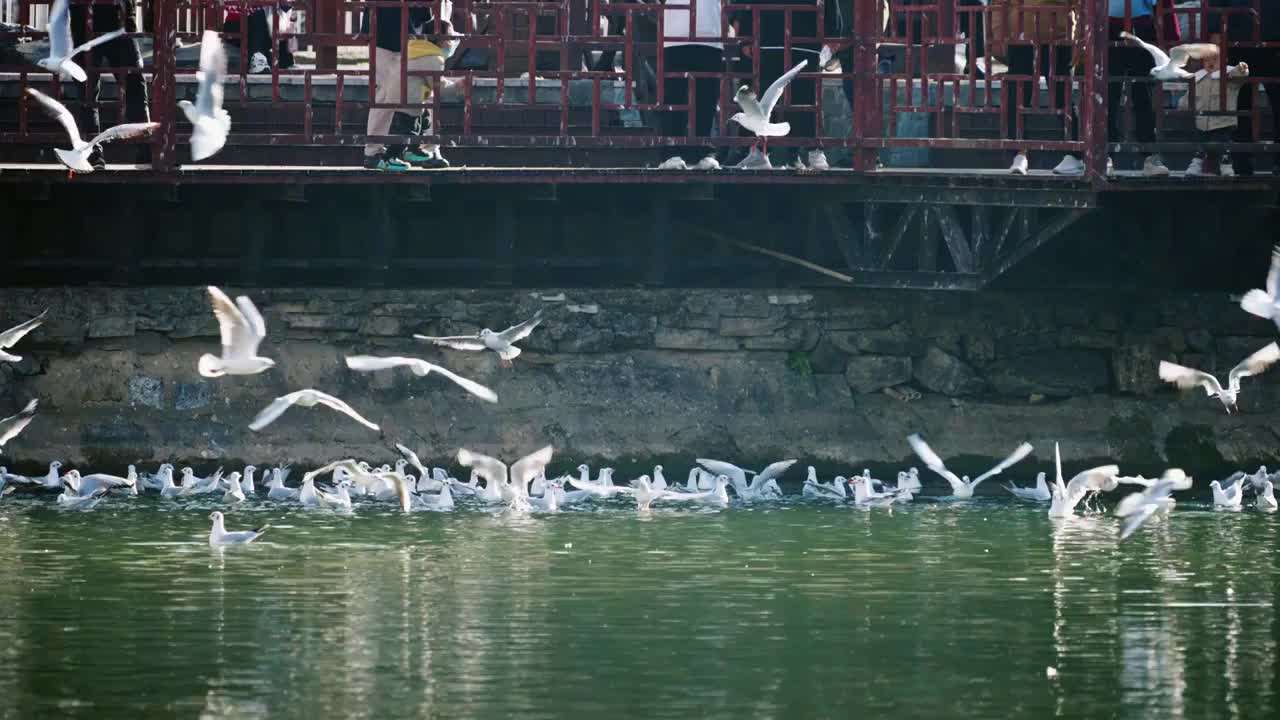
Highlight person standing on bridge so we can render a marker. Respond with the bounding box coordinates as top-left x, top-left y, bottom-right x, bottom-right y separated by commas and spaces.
70, 0, 150, 169
1107, 0, 1181, 177
1207, 0, 1280, 176
656, 0, 727, 170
